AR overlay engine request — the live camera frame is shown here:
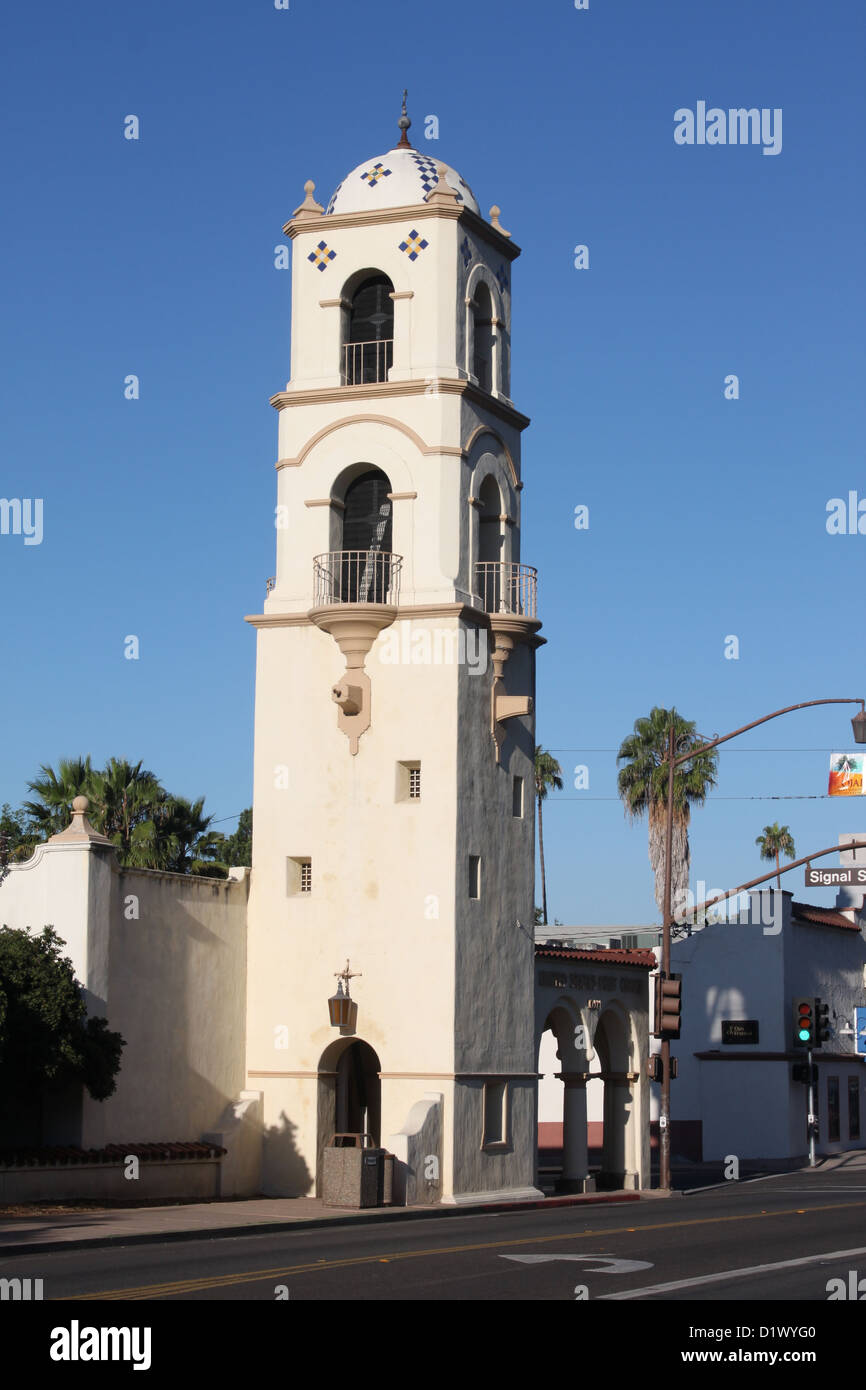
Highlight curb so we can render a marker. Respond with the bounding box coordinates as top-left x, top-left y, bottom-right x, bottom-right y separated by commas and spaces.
0, 1190, 642, 1260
